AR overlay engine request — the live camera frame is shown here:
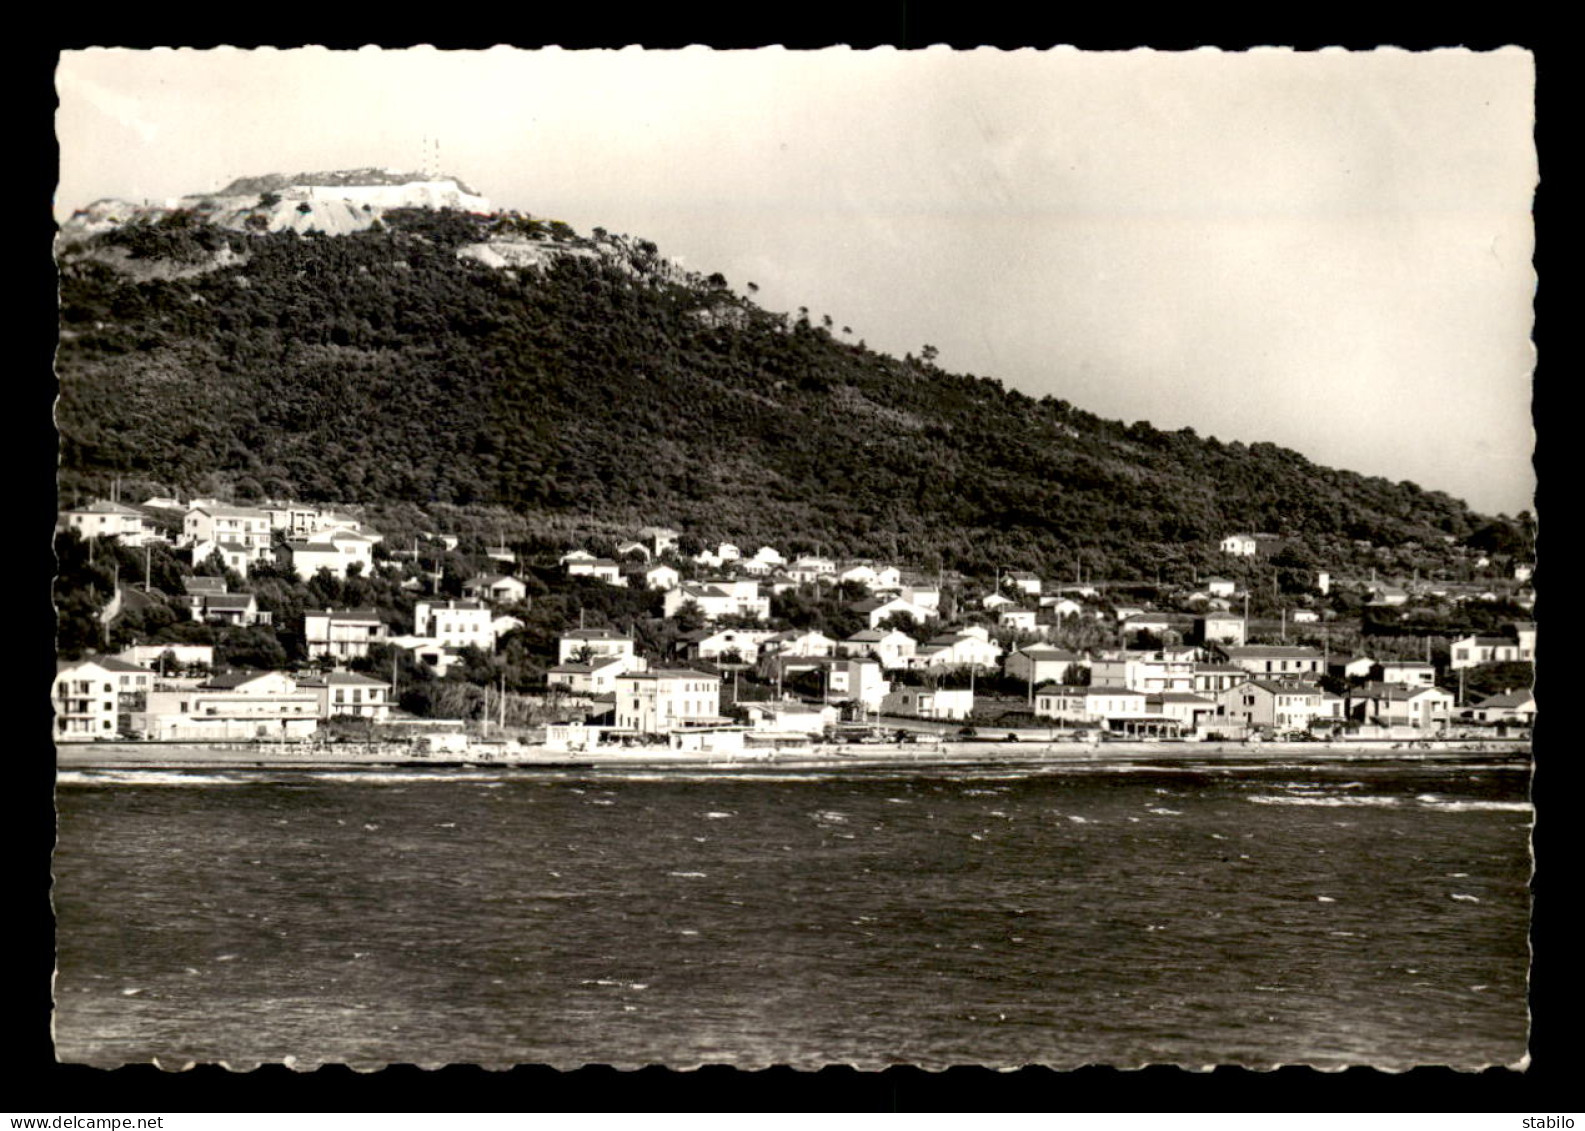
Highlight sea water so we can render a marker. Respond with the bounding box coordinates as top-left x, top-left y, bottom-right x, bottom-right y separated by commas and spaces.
52, 761, 1531, 1069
